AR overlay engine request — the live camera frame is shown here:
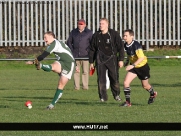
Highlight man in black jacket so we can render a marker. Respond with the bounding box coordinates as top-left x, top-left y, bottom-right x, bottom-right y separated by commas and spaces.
67, 19, 93, 90
89, 18, 124, 102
